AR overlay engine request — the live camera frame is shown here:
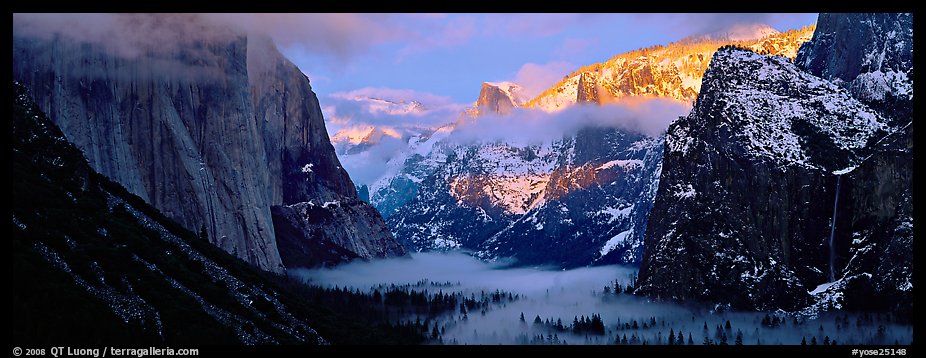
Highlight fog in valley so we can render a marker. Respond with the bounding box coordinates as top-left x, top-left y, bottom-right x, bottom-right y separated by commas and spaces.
294, 252, 913, 345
